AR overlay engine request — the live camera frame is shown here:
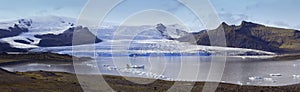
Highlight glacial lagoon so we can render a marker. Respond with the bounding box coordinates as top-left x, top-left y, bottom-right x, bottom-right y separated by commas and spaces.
2, 56, 300, 86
